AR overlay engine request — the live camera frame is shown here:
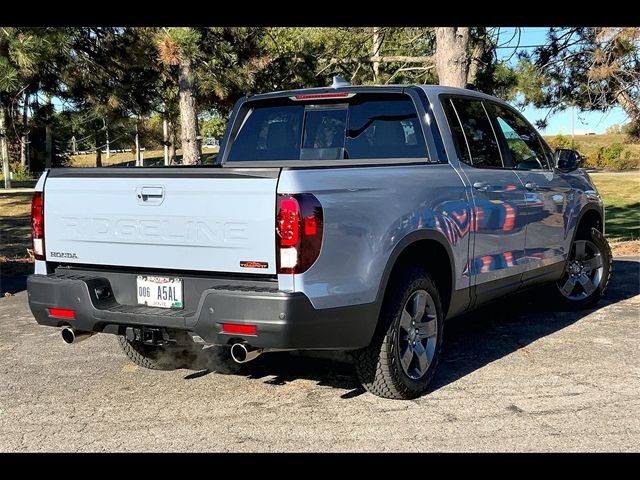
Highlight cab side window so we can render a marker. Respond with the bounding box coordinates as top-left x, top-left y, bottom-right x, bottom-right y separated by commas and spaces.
441, 98, 471, 165
490, 104, 550, 170
443, 97, 504, 168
